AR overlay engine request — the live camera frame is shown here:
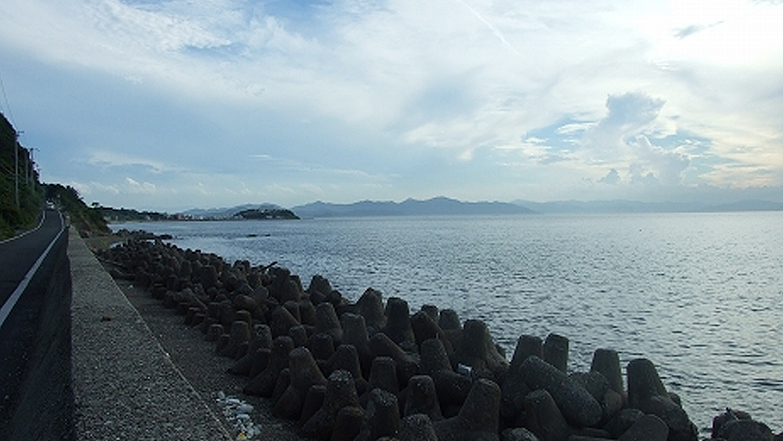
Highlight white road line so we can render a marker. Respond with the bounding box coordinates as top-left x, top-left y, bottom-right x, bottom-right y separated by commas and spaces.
0, 211, 65, 329
0, 210, 46, 245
